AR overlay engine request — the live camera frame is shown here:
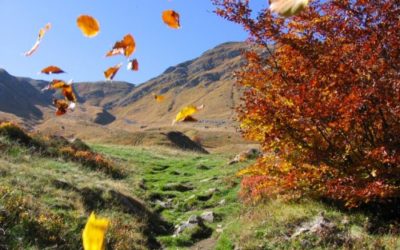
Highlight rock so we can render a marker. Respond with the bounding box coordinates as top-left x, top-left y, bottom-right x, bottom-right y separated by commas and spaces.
291, 213, 337, 239
216, 224, 223, 233
174, 215, 201, 235
218, 199, 226, 205
155, 199, 173, 209
200, 211, 215, 223
174, 215, 213, 240
207, 188, 219, 194
228, 148, 262, 164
